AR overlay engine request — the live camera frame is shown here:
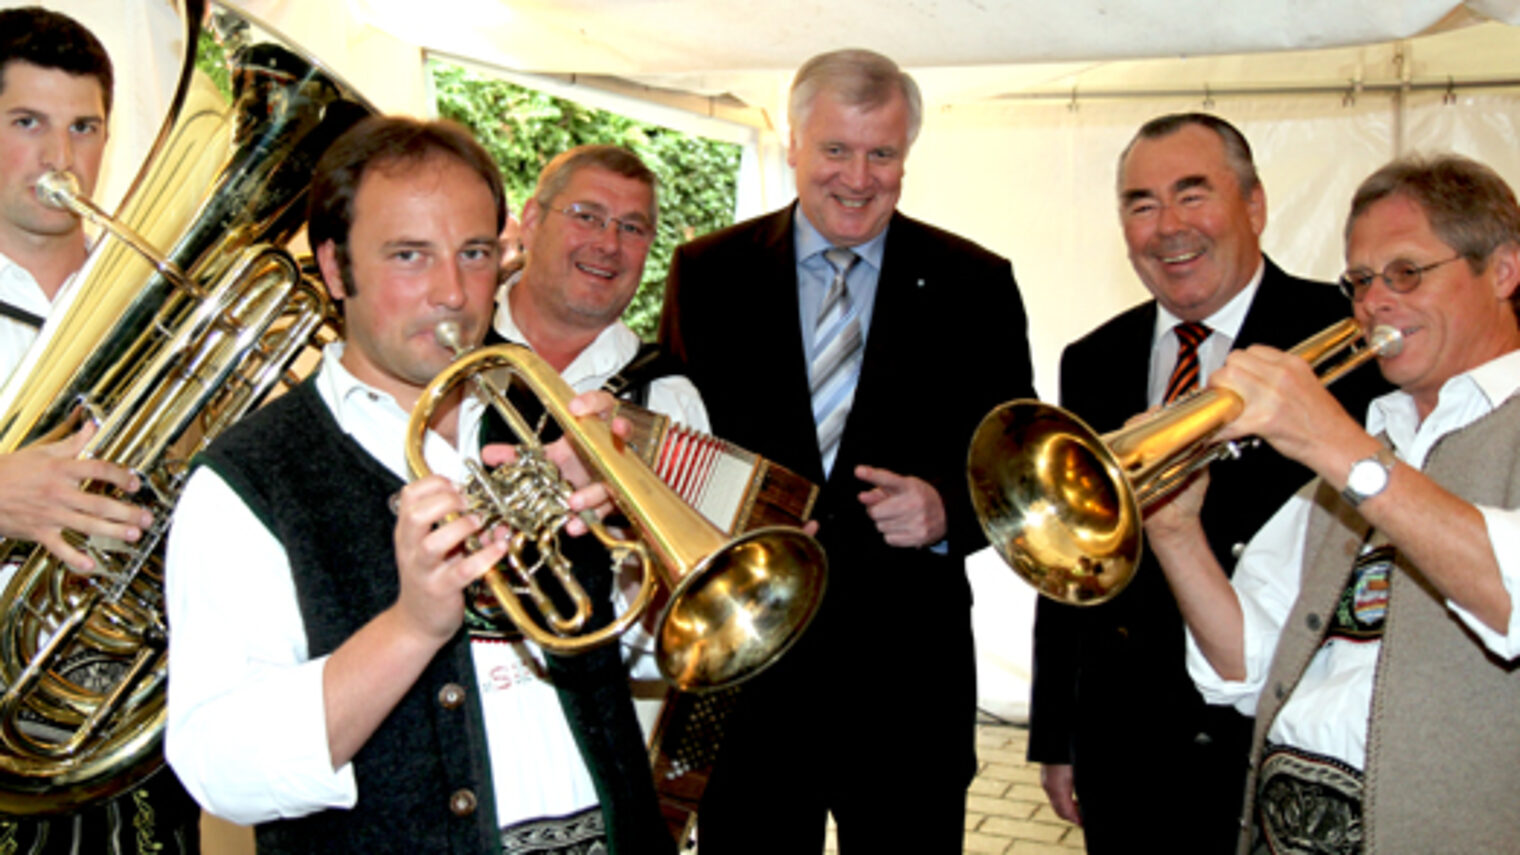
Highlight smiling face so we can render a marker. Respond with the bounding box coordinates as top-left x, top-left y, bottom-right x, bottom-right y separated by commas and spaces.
0, 60, 107, 254
517, 164, 654, 334
1347, 193, 1520, 418
316, 154, 501, 411
1118, 124, 1266, 321
788, 89, 909, 248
